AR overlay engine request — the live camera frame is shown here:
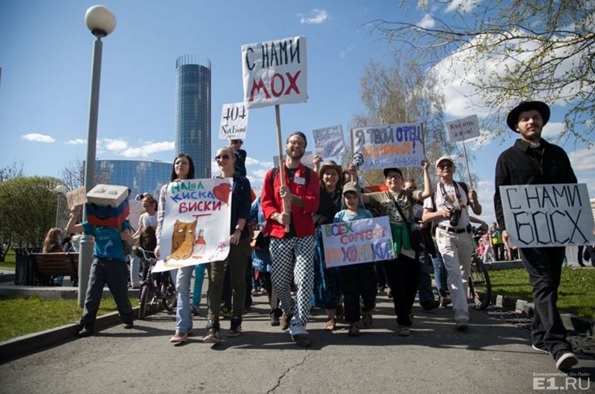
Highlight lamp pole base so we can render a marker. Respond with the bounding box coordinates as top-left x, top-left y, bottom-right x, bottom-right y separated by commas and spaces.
78, 234, 95, 308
